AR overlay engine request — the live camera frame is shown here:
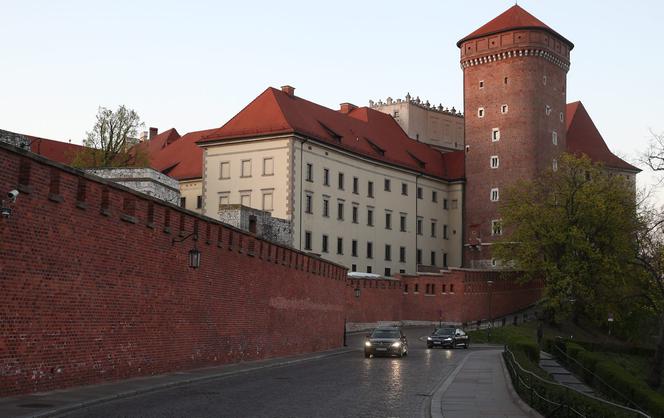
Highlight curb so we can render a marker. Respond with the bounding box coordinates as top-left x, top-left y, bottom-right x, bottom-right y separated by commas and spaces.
428, 351, 474, 418
20, 348, 355, 418
500, 353, 543, 418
